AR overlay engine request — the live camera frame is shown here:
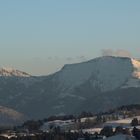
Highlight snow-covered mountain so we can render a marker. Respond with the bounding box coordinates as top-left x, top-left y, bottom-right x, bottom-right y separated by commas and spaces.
0, 56, 140, 119
0, 67, 31, 77
55, 56, 140, 93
